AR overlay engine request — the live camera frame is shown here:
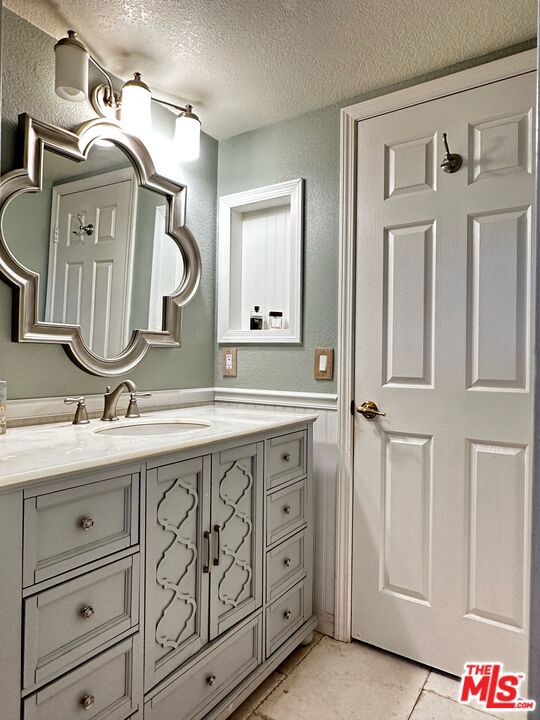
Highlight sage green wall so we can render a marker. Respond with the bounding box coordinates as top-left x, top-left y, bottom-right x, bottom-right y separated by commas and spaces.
217, 105, 340, 393
0, 9, 218, 399
216, 39, 536, 394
